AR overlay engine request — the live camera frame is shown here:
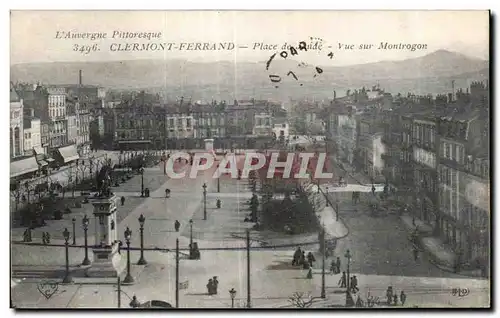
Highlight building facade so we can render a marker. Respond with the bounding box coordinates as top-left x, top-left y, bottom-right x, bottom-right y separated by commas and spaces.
23, 116, 42, 156
10, 85, 24, 158
355, 112, 385, 182
46, 86, 68, 148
